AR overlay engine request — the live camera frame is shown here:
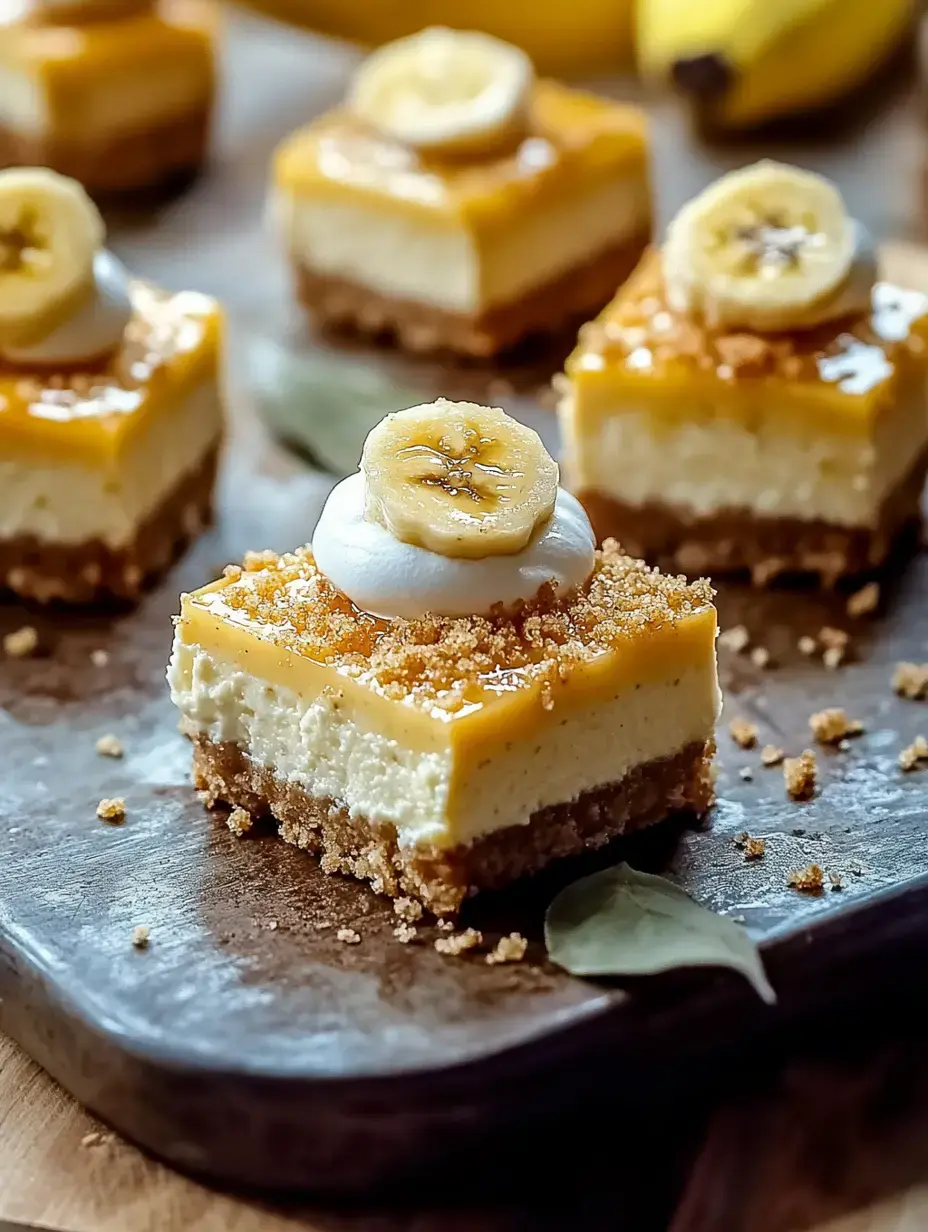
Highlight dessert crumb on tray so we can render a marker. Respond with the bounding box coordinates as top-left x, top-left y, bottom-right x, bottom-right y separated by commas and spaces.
784, 751, 817, 801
